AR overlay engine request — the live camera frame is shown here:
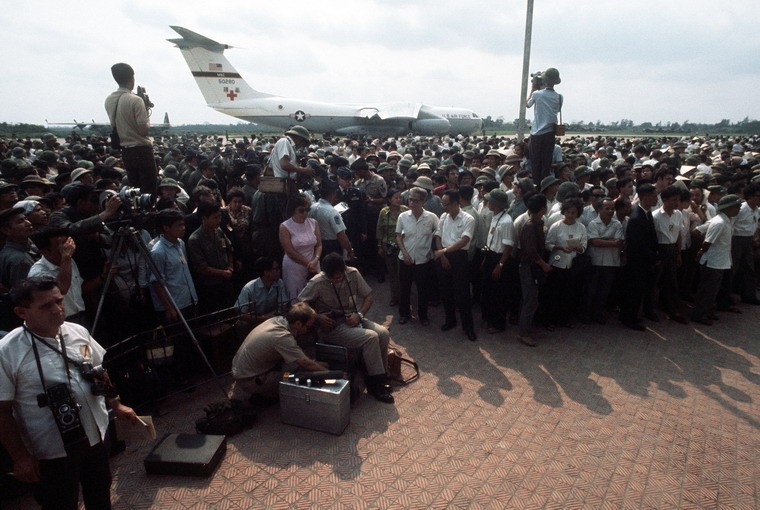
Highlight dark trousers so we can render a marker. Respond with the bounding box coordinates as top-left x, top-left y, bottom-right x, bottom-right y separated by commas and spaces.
545, 266, 574, 325
399, 260, 433, 320
619, 265, 655, 325
35, 442, 112, 510
469, 249, 484, 303
480, 251, 515, 330
529, 130, 556, 183
732, 236, 757, 301
582, 265, 617, 321
692, 266, 732, 320
657, 243, 684, 316
437, 250, 473, 331
122, 145, 158, 195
